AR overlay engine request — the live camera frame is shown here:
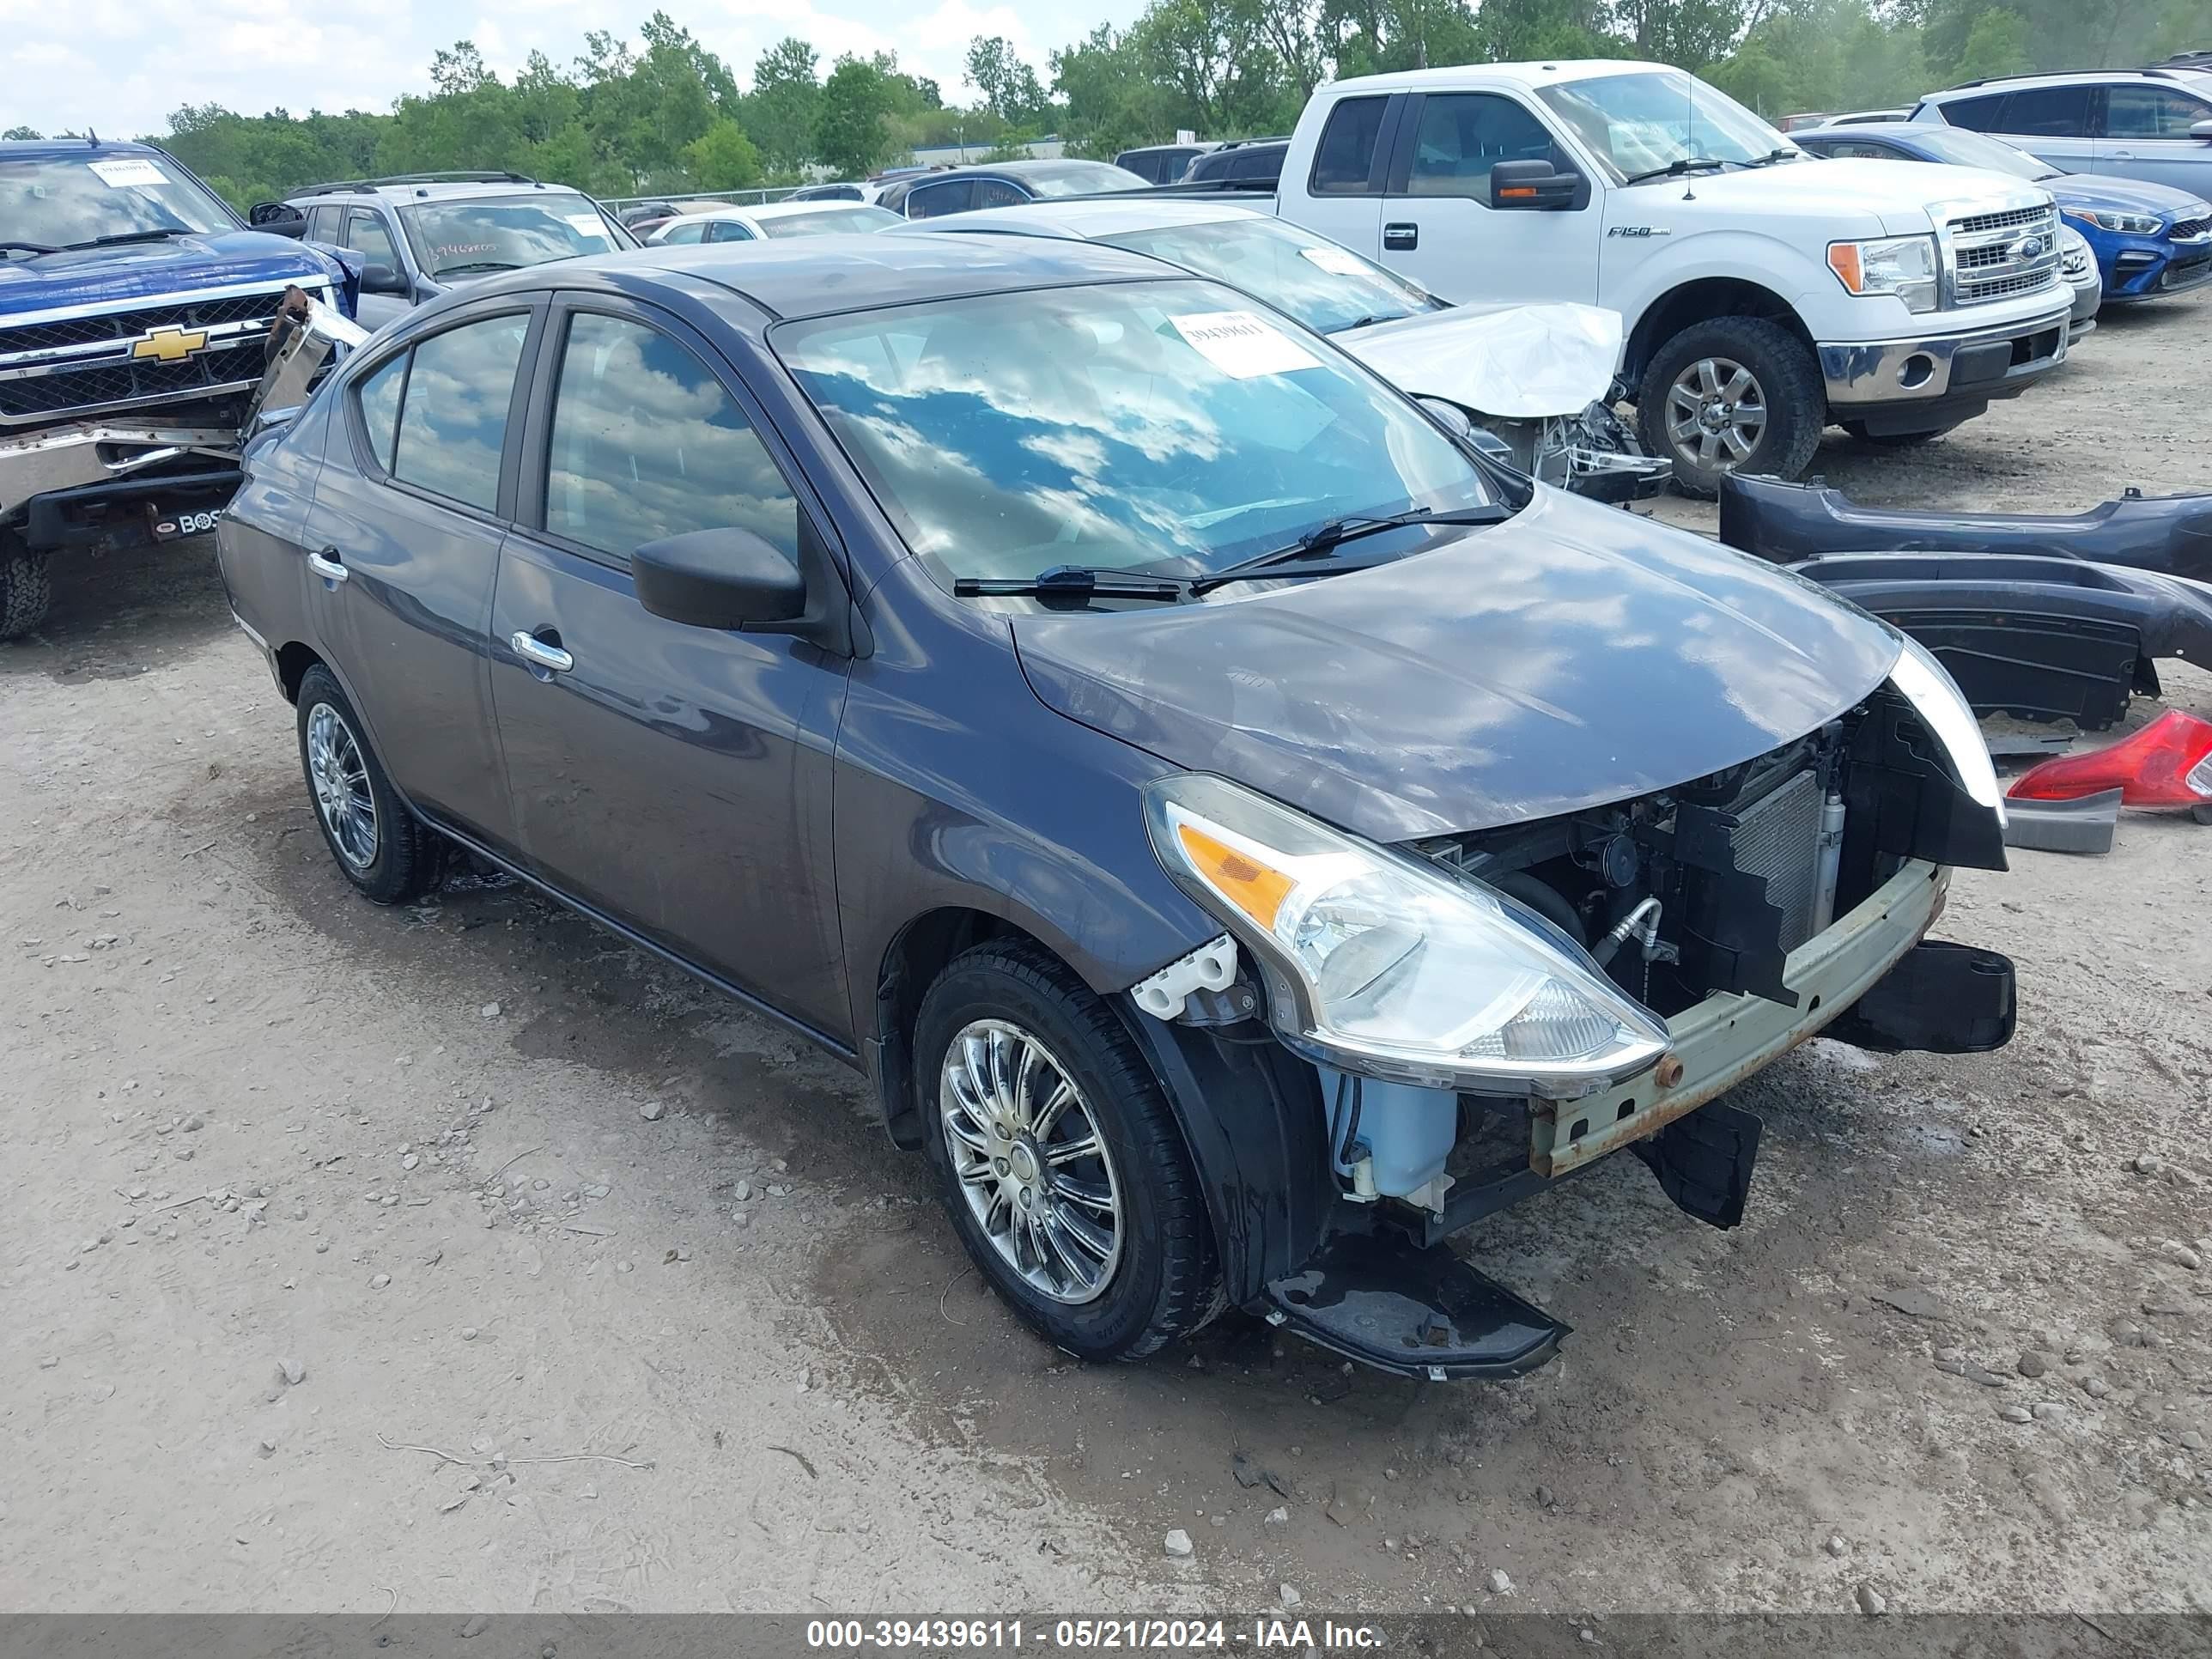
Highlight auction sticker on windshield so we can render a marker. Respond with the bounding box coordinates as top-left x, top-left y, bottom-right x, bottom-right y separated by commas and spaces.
1299, 245, 1372, 277
1170, 310, 1319, 379
564, 213, 611, 239
89, 158, 167, 188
